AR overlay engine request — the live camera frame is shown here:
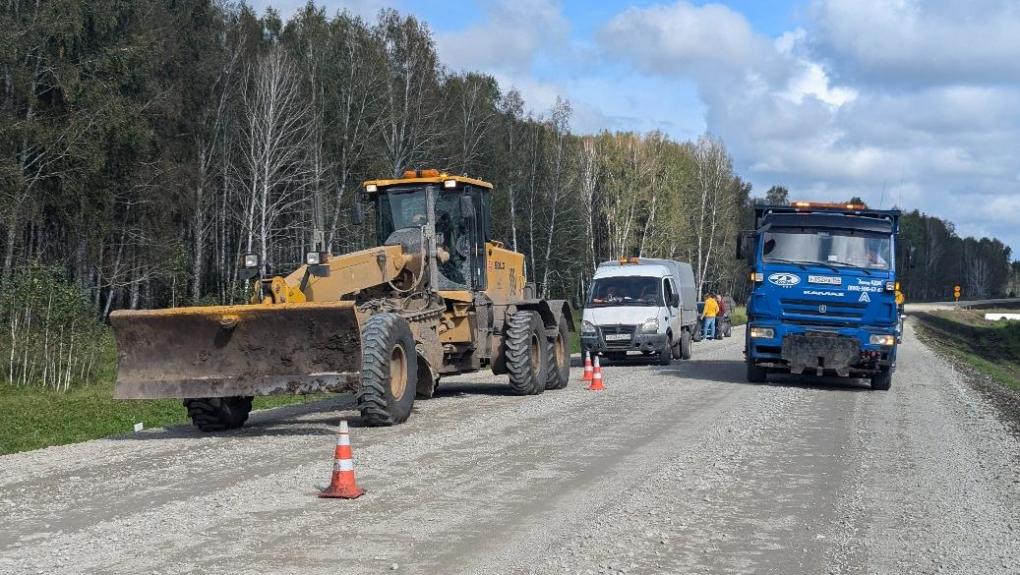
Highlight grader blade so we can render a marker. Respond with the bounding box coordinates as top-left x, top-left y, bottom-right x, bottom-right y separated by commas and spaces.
110, 302, 362, 399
